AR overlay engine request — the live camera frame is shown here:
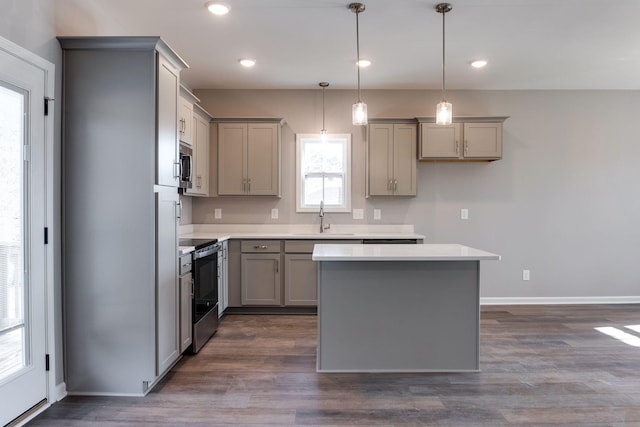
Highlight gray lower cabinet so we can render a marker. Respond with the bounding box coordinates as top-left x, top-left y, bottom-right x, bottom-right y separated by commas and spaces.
241, 253, 282, 305
218, 240, 229, 317
59, 36, 187, 395
156, 190, 181, 374
284, 254, 317, 306
179, 254, 193, 353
